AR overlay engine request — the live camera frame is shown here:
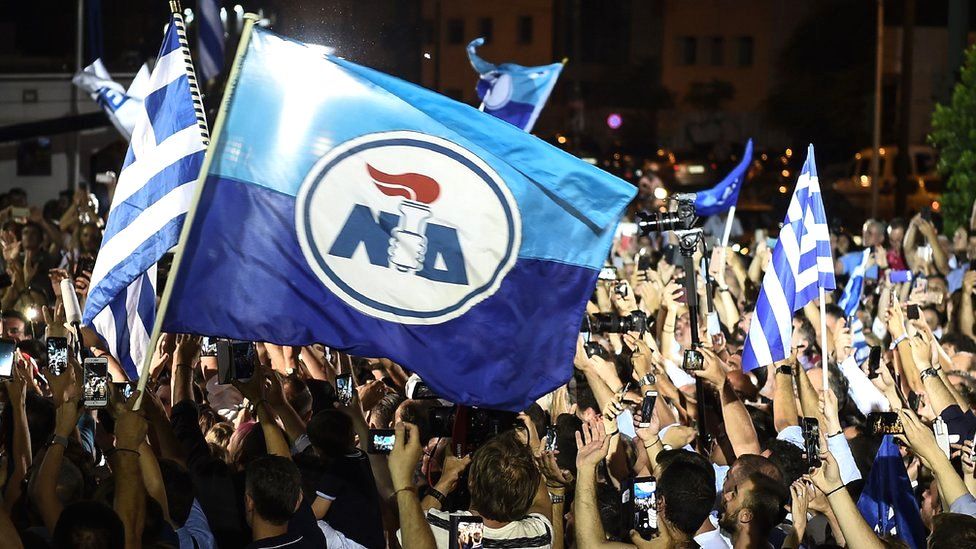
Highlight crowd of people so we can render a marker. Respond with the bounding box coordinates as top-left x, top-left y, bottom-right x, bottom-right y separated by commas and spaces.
0, 178, 975, 549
